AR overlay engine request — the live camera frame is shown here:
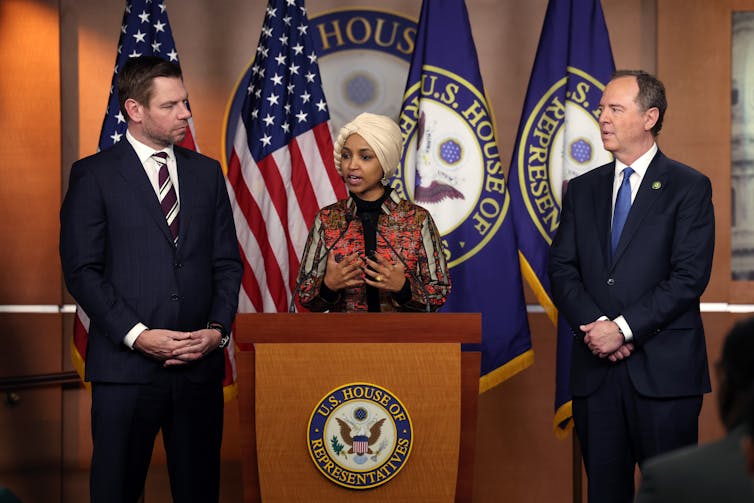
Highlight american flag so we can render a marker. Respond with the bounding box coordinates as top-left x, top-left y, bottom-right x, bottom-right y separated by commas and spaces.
226, 0, 346, 313
96, 0, 198, 150
72, 0, 238, 397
